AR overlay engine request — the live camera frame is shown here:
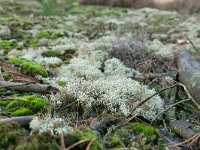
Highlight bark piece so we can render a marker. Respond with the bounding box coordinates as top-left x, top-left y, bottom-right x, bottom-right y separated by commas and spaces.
0, 81, 59, 94
169, 119, 196, 139
177, 50, 200, 104
0, 116, 34, 128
